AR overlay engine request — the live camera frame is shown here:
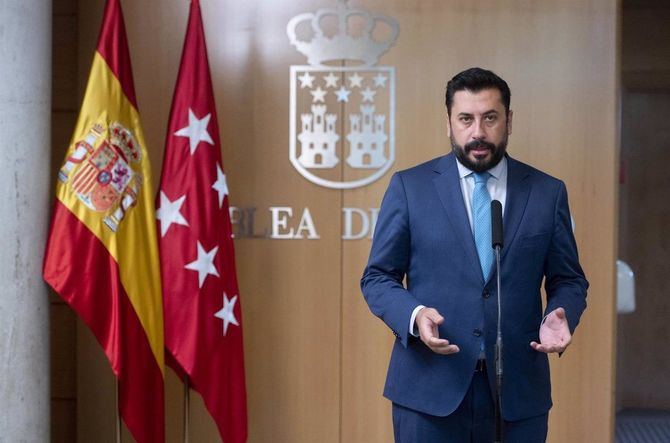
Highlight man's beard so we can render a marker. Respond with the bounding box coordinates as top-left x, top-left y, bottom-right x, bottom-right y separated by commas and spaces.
450, 133, 508, 173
